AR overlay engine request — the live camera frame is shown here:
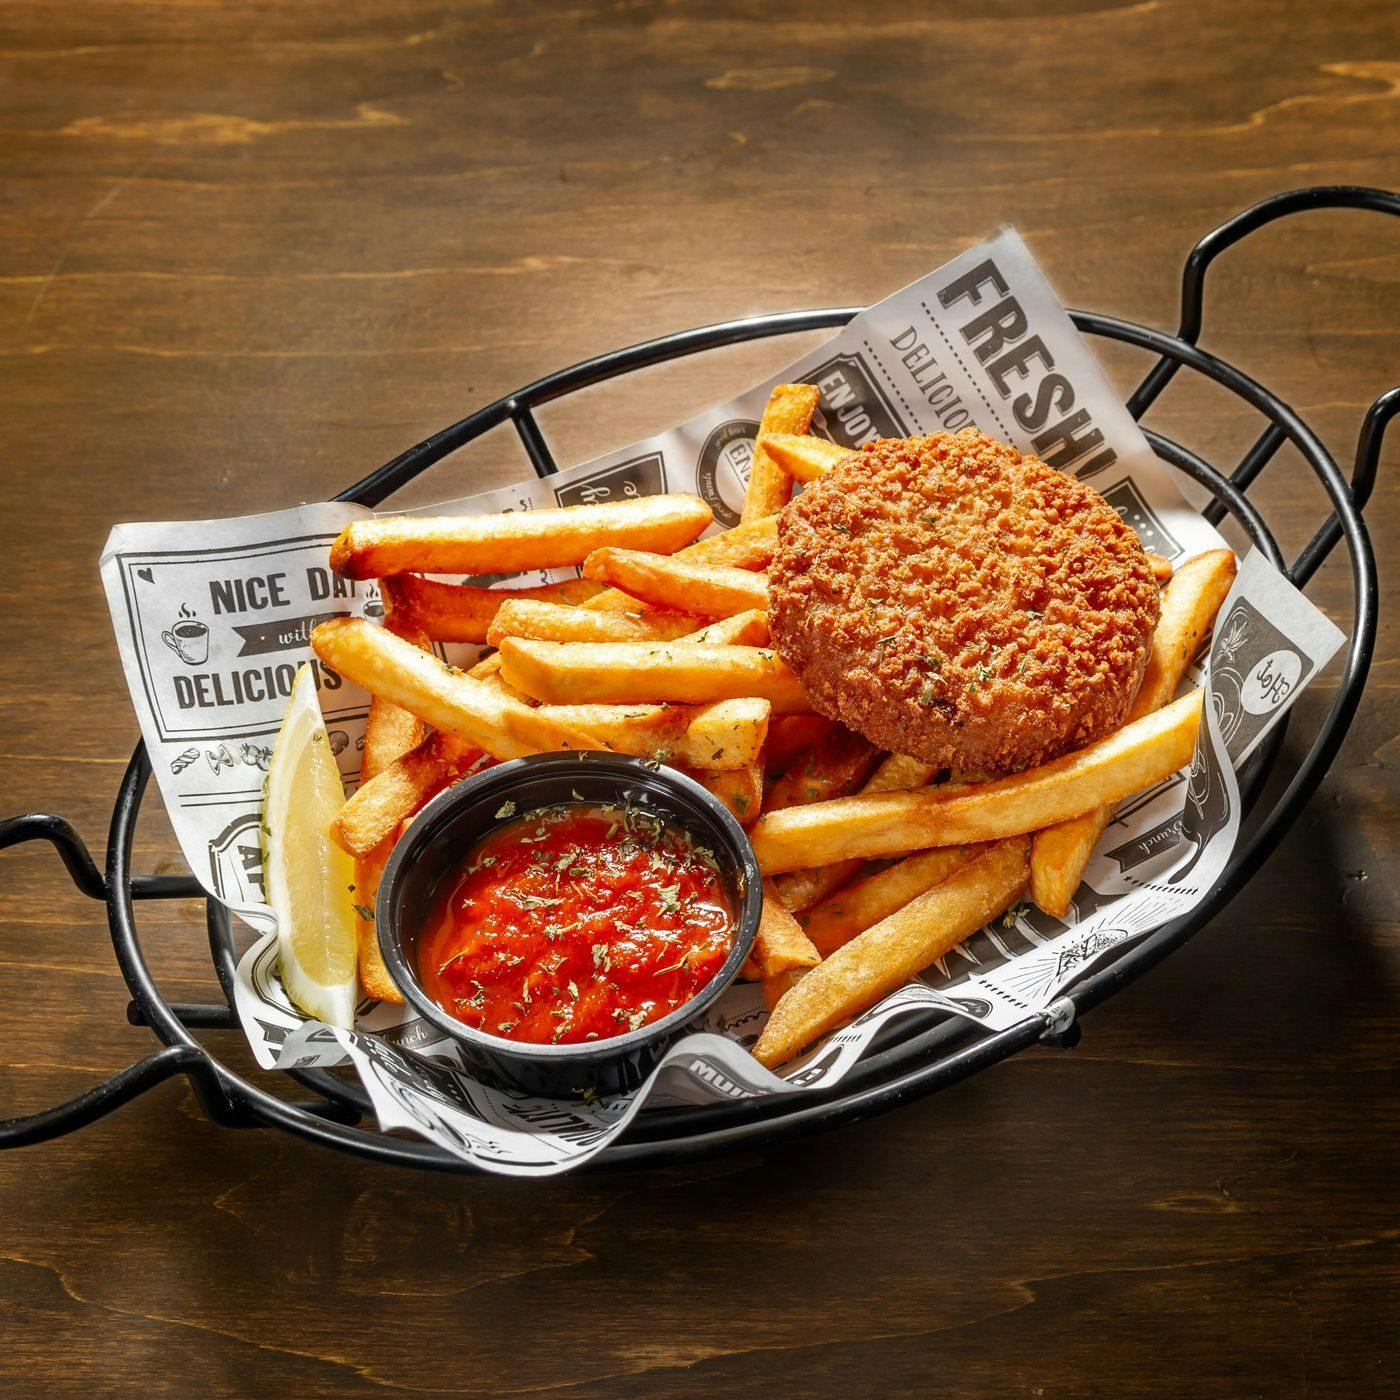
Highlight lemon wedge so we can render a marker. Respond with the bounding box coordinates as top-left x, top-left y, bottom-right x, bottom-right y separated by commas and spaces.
263, 663, 358, 1028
